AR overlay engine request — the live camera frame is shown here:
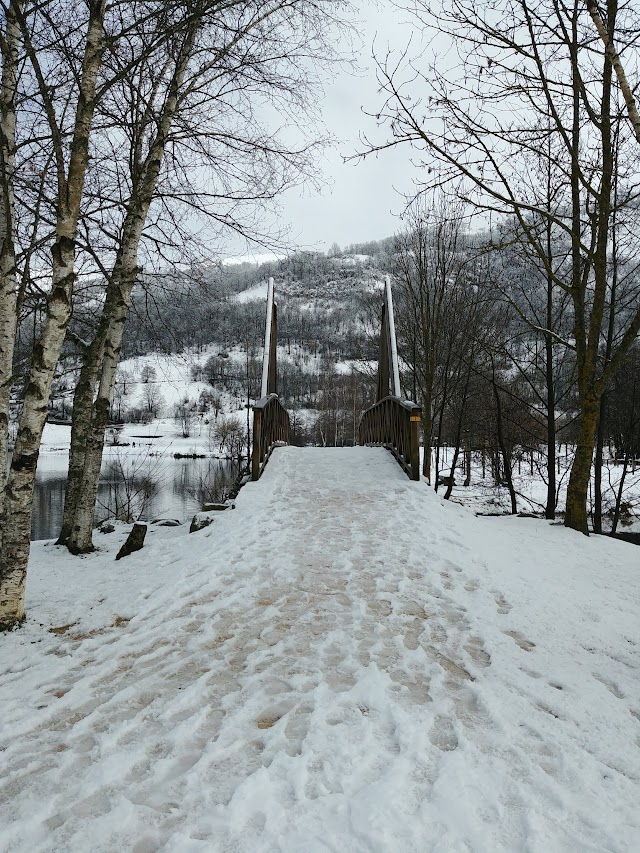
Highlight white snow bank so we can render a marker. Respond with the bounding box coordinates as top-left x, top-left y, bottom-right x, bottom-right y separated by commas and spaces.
1, 447, 639, 852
